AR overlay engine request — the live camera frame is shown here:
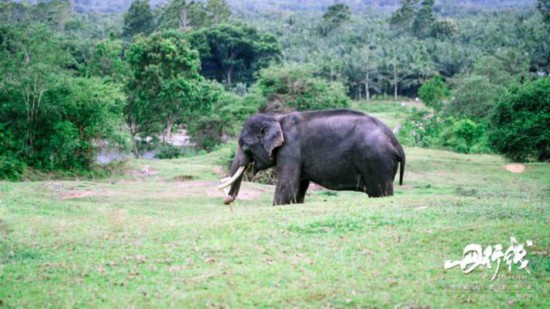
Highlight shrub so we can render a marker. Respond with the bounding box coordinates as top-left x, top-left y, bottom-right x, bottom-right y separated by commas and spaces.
447, 75, 505, 121
439, 118, 490, 154
398, 110, 491, 154
155, 143, 184, 159
489, 78, 550, 162
418, 76, 449, 112
398, 109, 442, 147
0, 124, 26, 180
188, 90, 262, 151
255, 63, 350, 112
